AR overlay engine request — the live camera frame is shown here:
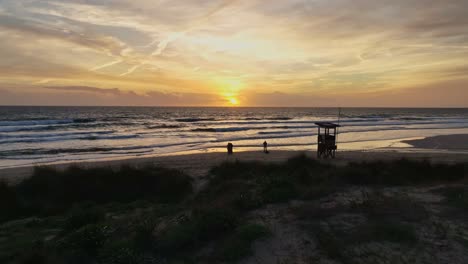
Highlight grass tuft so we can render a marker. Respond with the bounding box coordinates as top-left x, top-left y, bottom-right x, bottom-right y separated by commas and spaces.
351, 191, 428, 222
0, 165, 192, 223
155, 208, 239, 256
217, 224, 270, 262
436, 186, 468, 208
1, 155, 466, 264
